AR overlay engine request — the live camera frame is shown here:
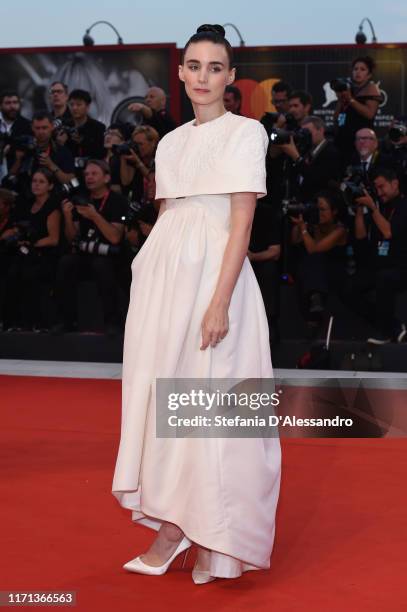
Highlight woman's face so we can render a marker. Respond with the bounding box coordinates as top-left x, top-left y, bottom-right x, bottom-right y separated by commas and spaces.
104, 129, 124, 148
31, 172, 52, 197
352, 61, 371, 84
132, 132, 155, 158
318, 197, 336, 225
179, 41, 235, 107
